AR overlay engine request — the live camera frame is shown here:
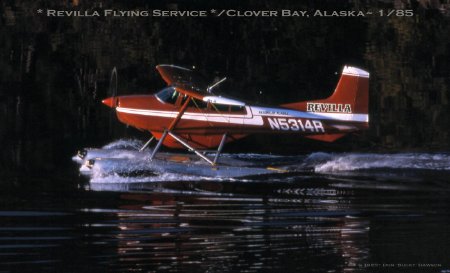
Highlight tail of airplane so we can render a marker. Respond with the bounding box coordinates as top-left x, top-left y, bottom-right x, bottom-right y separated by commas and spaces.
323, 65, 369, 115
282, 65, 369, 142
